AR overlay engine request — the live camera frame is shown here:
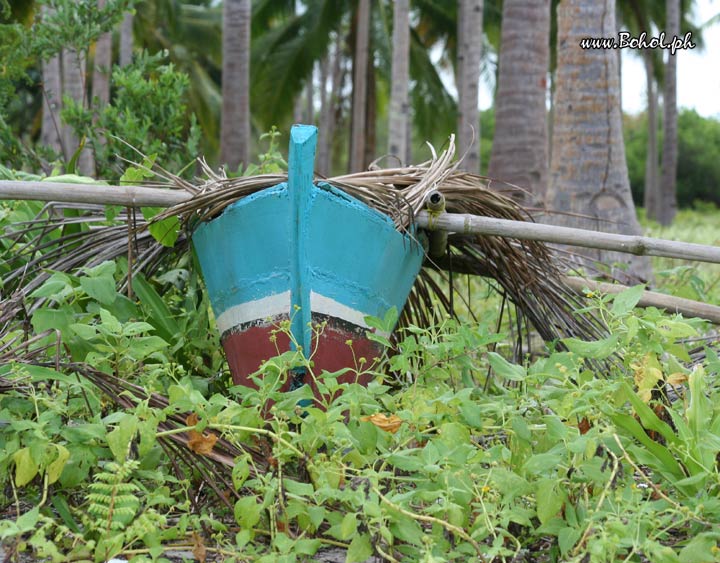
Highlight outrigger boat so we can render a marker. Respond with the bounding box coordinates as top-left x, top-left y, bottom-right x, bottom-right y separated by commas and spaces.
192, 125, 424, 392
